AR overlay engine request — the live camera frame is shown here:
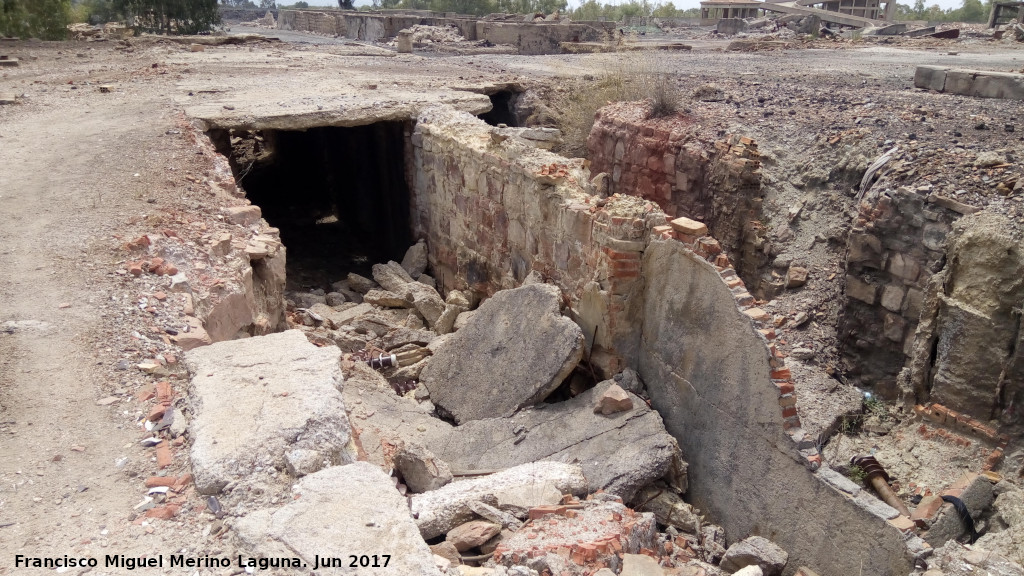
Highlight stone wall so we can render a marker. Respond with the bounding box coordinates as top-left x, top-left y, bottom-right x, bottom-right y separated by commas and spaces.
587, 102, 769, 294
838, 187, 963, 399
277, 9, 612, 54
906, 212, 1024, 431
218, 7, 277, 23
474, 20, 613, 55
409, 107, 661, 375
